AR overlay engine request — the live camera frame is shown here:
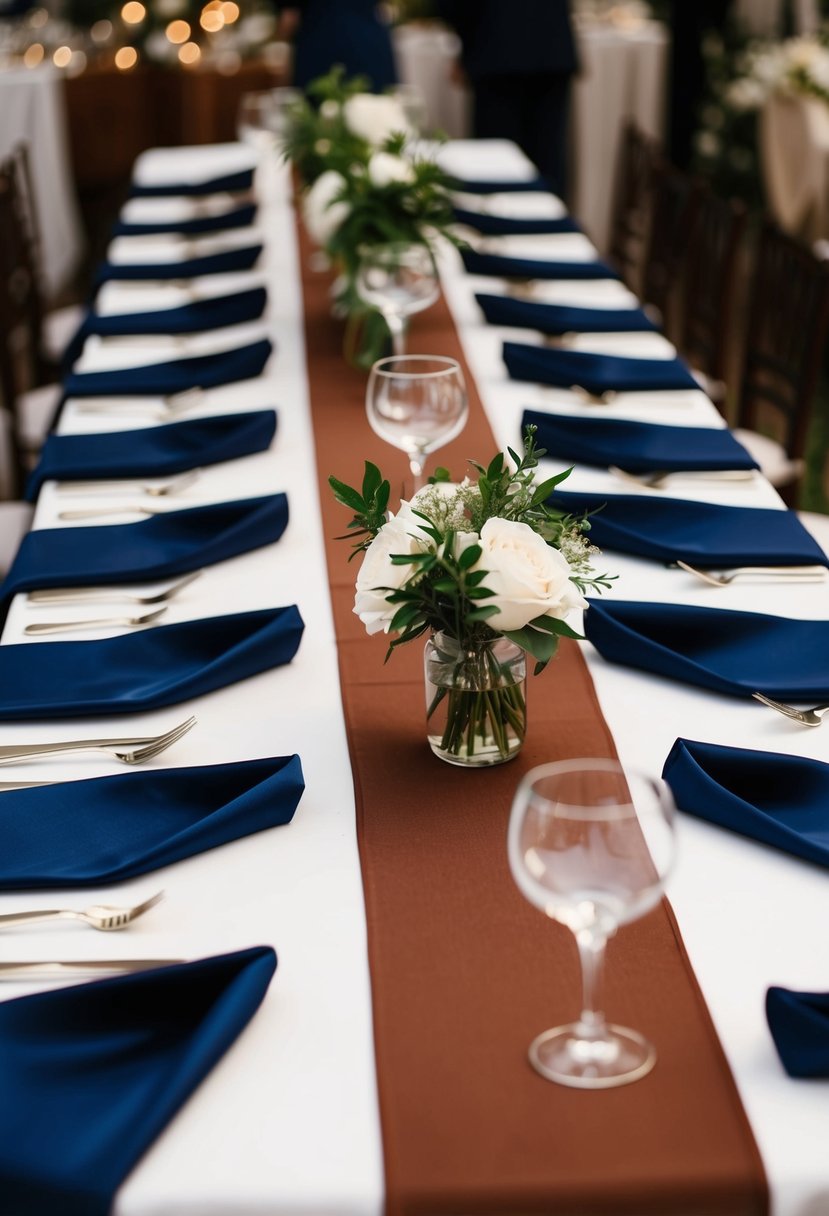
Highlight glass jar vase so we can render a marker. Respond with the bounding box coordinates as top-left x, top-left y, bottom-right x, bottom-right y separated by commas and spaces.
424, 631, 527, 767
